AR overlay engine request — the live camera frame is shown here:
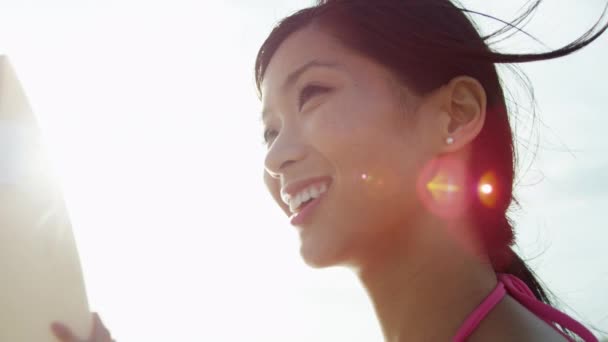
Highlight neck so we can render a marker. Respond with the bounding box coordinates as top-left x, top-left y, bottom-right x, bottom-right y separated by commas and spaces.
351, 218, 497, 342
